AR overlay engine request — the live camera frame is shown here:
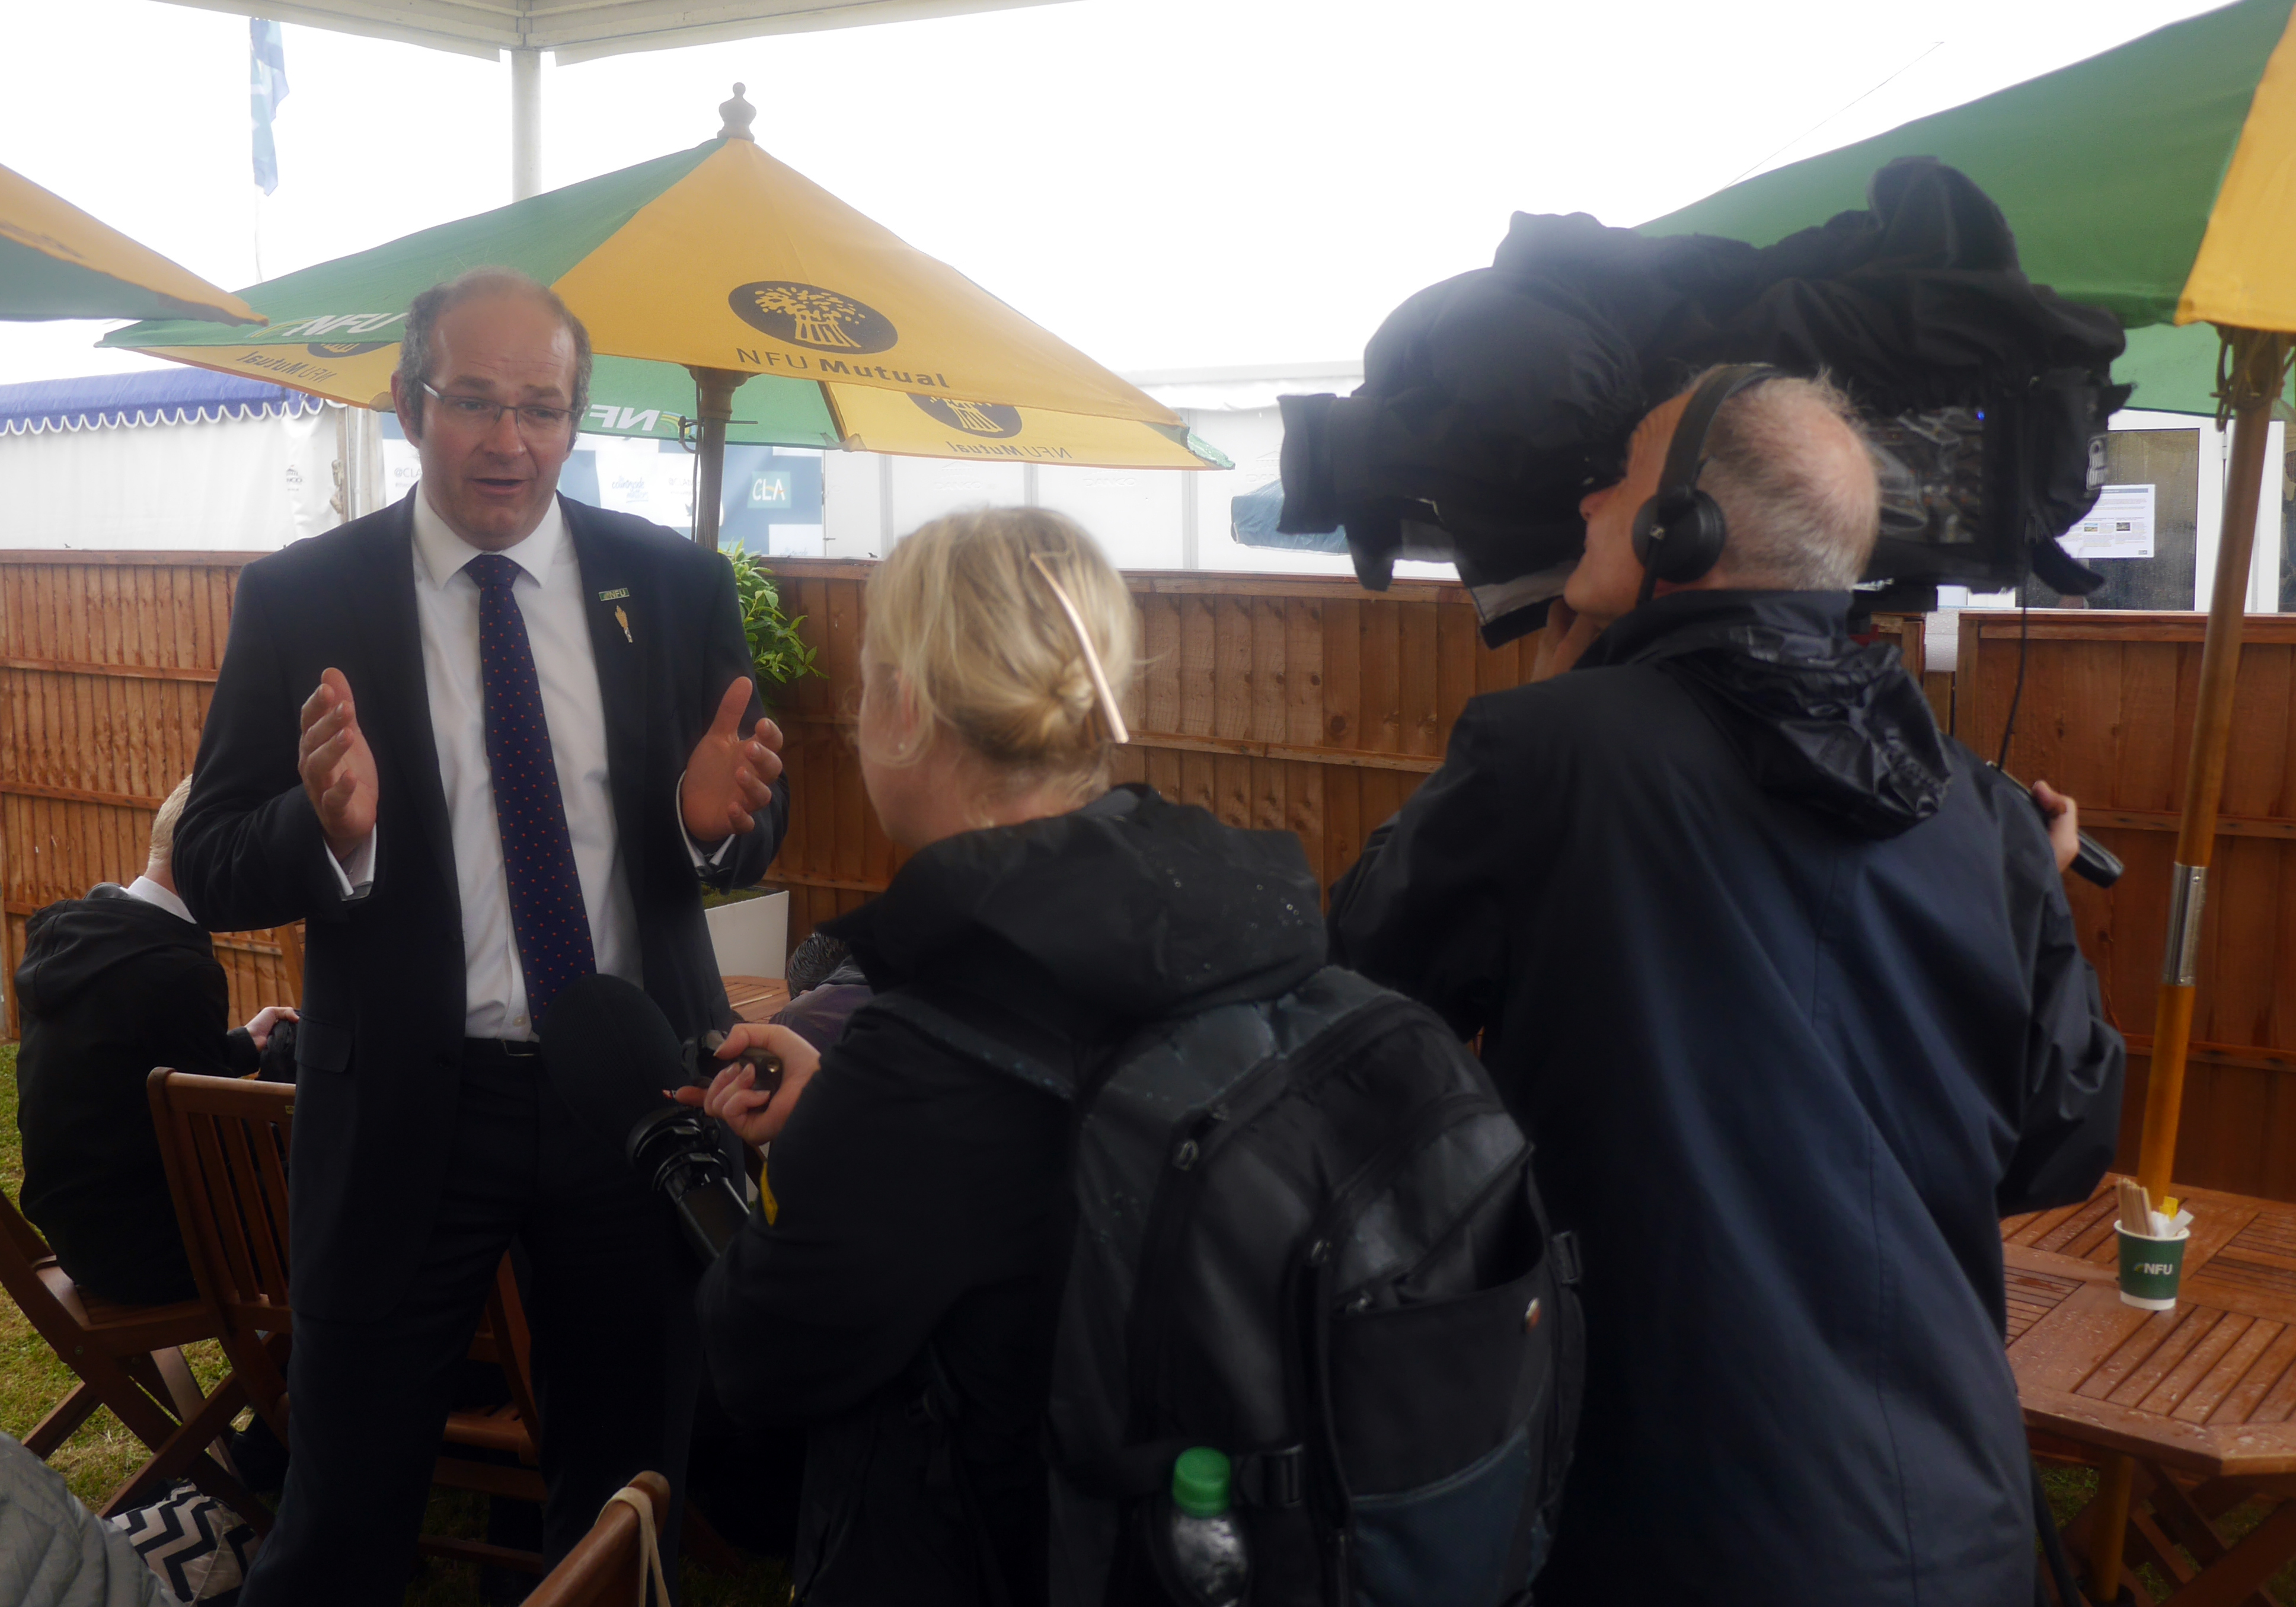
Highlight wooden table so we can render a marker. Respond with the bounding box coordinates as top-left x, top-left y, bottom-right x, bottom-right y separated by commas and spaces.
721, 975, 790, 1023
2008, 1176, 2296, 1605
